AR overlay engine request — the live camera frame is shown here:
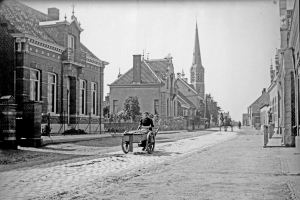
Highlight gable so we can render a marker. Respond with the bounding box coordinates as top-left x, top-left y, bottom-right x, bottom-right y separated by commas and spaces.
111, 61, 161, 85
